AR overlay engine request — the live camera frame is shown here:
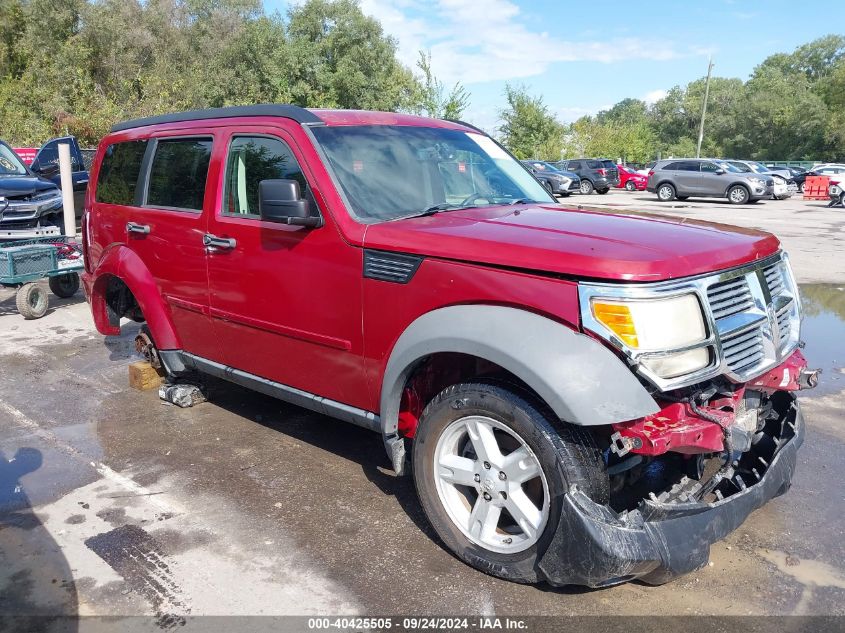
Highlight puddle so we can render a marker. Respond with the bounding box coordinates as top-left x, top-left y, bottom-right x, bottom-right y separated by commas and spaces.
757, 549, 845, 589
798, 284, 845, 397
